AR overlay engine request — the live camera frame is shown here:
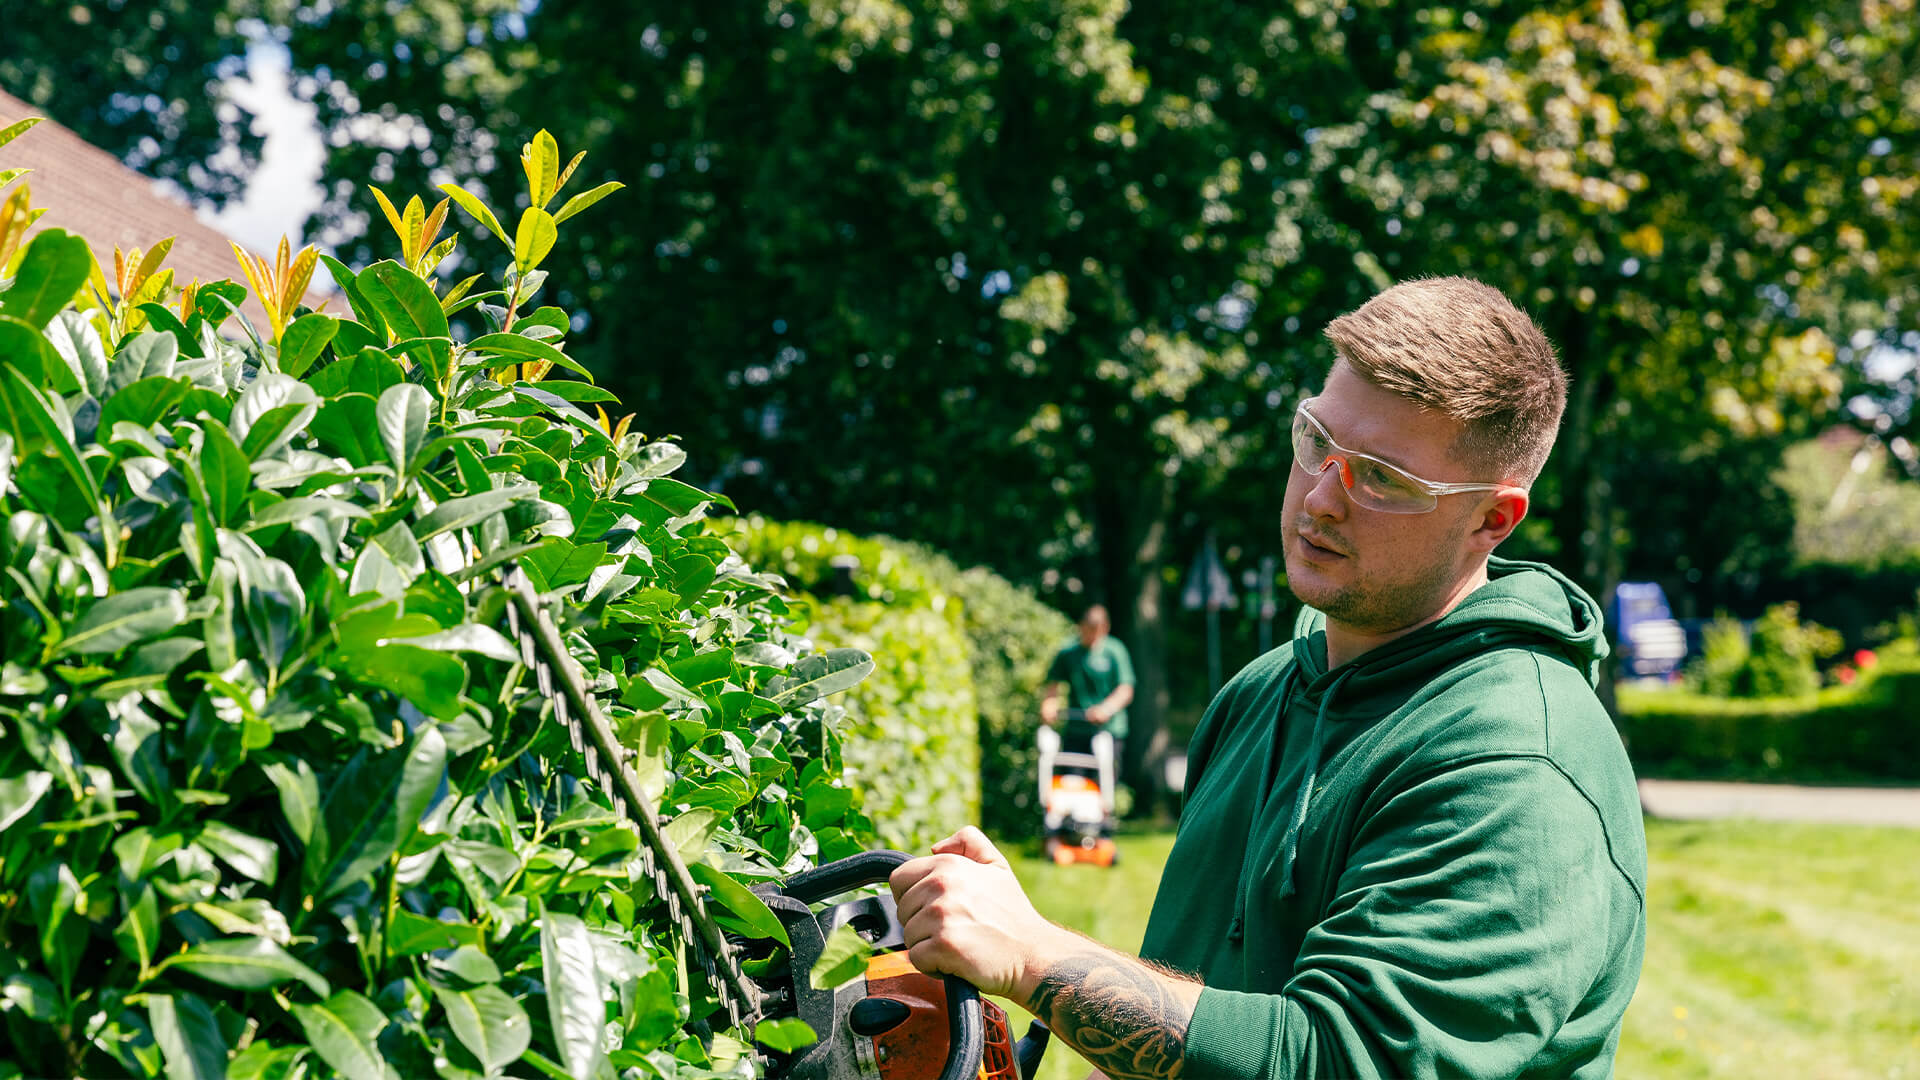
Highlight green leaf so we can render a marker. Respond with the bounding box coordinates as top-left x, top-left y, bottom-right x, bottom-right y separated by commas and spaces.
434, 981, 532, 1074
51, 586, 188, 658
51, 310, 114, 395
0, 116, 42, 151
198, 820, 281, 884
100, 375, 191, 432
398, 623, 521, 663
27, 861, 85, 1000
439, 184, 510, 247
689, 862, 790, 948
0, 362, 102, 509
0, 228, 91, 329
231, 373, 320, 460
755, 1017, 819, 1053
377, 382, 430, 478
663, 808, 718, 865
359, 262, 451, 343
278, 312, 338, 377
308, 726, 448, 899
292, 990, 395, 1080
0, 315, 62, 391
307, 345, 405, 397
226, 1042, 308, 1080
809, 923, 877, 990
0, 770, 52, 831
768, 649, 876, 708
468, 333, 594, 382
106, 327, 179, 397
114, 881, 161, 969
261, 758, 321, 847
412, 488, 526, 543
388, 909, 486, 955
310, 392, 384, 467
514, 208, 558, 274
551, 181, 625, 225
148, 992, 230, 1080
539, 907, 609, 1080
198, 420, 250, 526
245, 495, 372, 532
156, 936, 331, 998
336, 643, 467, 721
514, 378, 618, 404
